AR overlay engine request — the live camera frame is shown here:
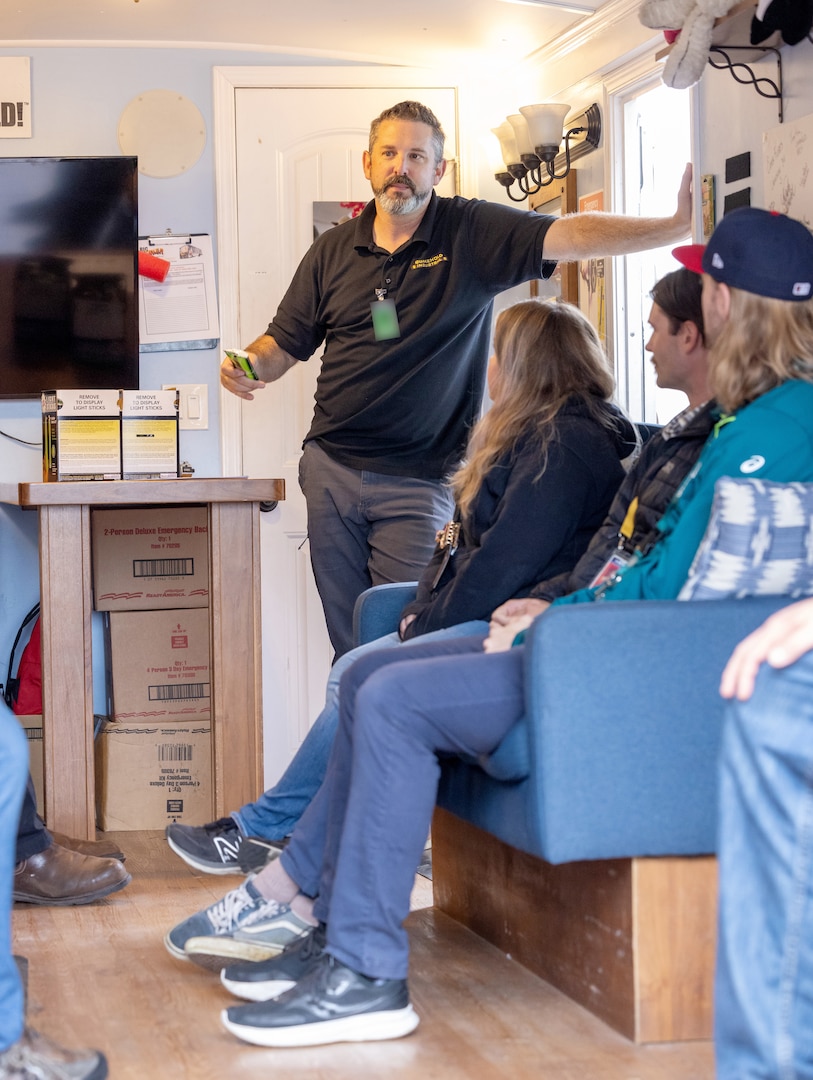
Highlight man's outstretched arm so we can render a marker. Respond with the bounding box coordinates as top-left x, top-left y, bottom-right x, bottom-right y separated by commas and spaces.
542, 163, 693, 262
